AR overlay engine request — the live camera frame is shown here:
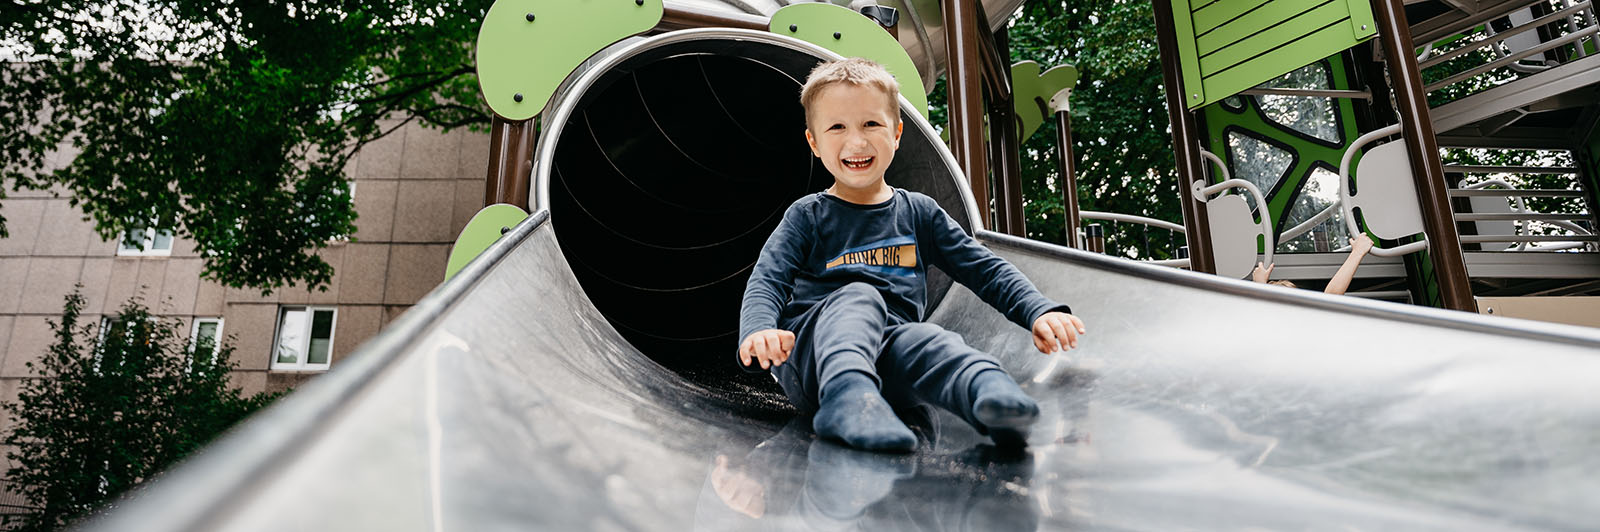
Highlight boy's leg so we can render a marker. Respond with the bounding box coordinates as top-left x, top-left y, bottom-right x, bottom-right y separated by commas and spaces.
773, 283, 915, 452
877, 323, 1038, 446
